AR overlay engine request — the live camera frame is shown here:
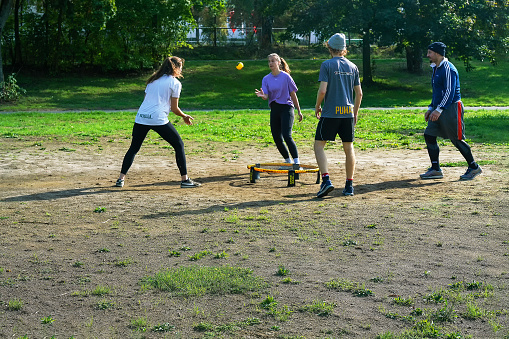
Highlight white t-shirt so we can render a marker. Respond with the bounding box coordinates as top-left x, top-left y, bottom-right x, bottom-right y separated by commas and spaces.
135, 74, 182, 125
